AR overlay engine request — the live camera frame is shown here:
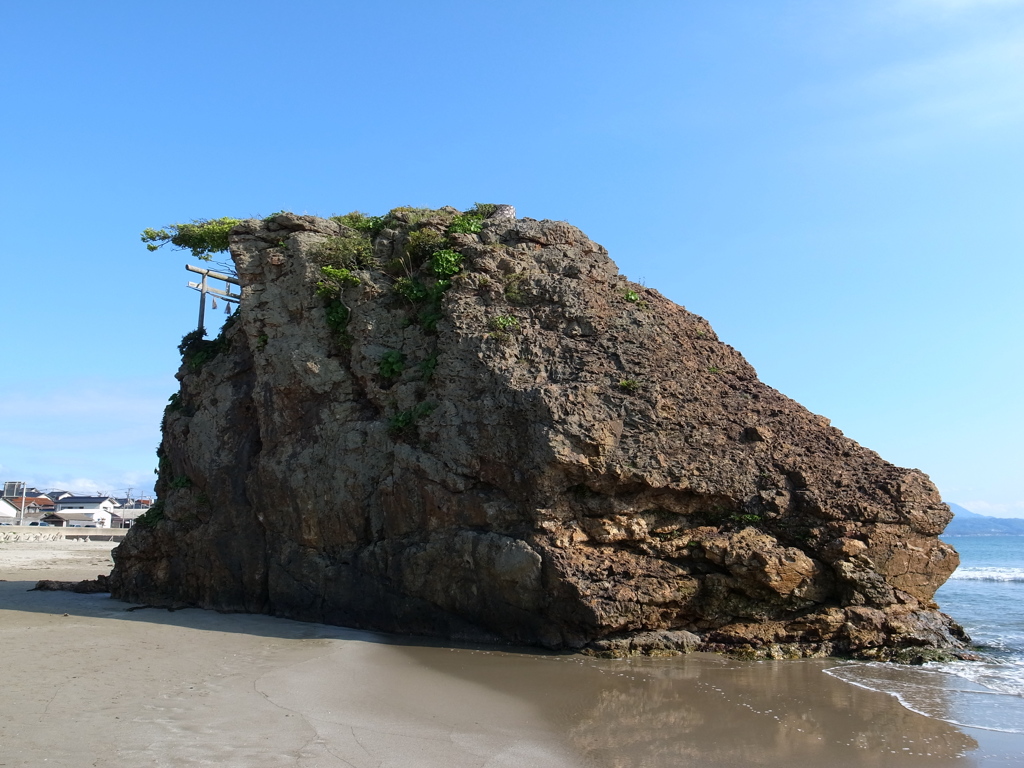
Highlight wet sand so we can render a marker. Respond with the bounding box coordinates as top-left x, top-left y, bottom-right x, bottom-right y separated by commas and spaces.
1, 541, 1022, 767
